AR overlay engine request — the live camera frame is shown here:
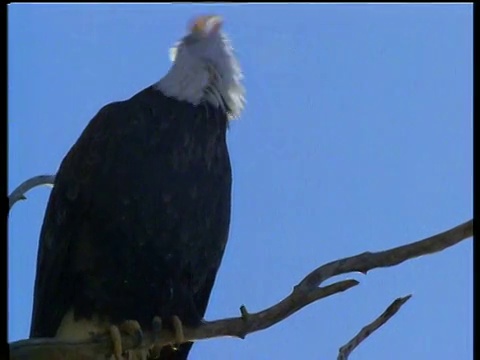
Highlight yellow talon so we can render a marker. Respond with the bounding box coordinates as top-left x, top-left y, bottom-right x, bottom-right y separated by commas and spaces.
119, 320, 143, 348
109, 320, 143, 359
109, 325, 123, 360
171, 315, 185, 347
